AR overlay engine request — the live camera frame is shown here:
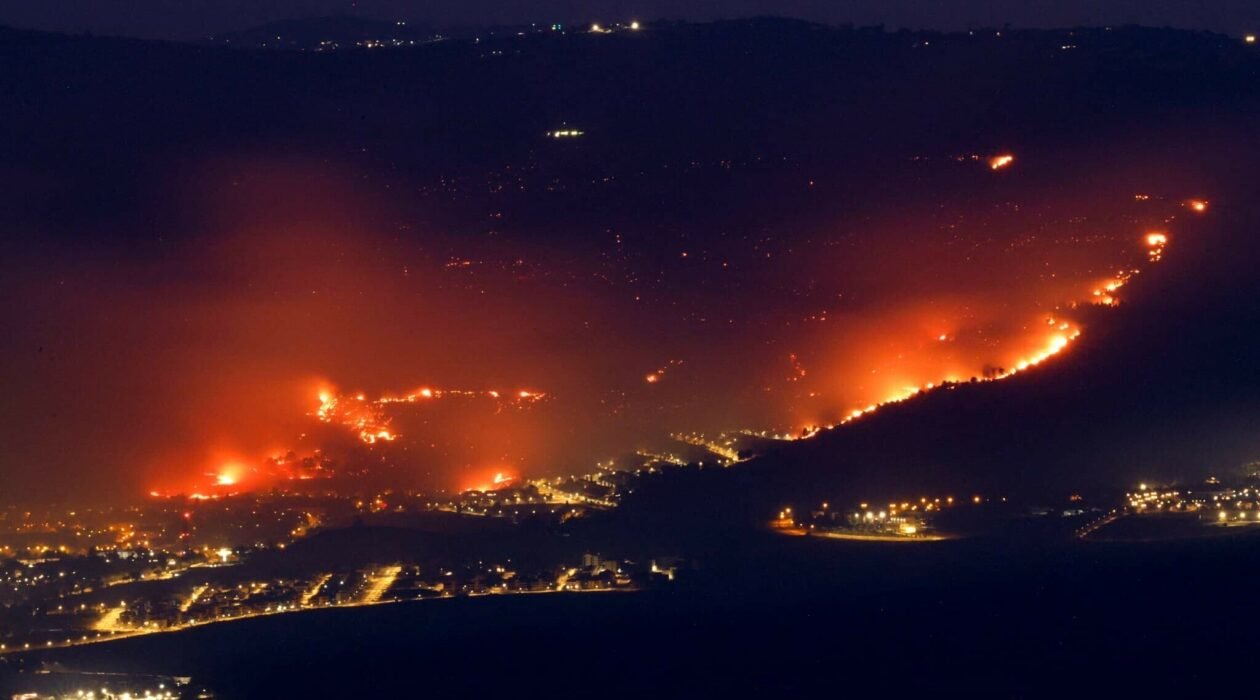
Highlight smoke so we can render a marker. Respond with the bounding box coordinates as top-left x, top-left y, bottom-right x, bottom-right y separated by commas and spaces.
0, 134, 1220, 503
